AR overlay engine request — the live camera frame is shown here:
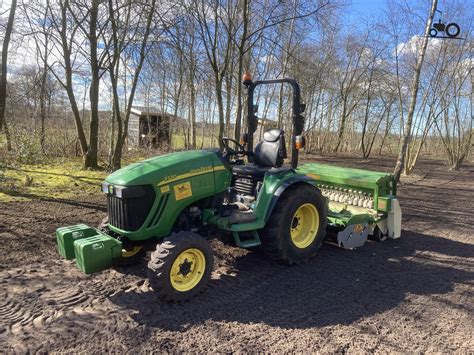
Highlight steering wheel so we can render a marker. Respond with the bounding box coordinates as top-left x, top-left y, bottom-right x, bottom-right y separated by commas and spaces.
221, 137, 246, 157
